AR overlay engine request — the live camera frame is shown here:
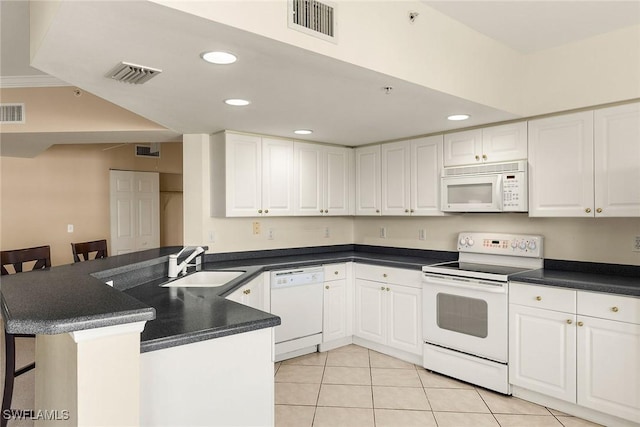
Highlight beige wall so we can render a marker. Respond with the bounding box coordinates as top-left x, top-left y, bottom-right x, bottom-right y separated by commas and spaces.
0, 142, 183, 266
